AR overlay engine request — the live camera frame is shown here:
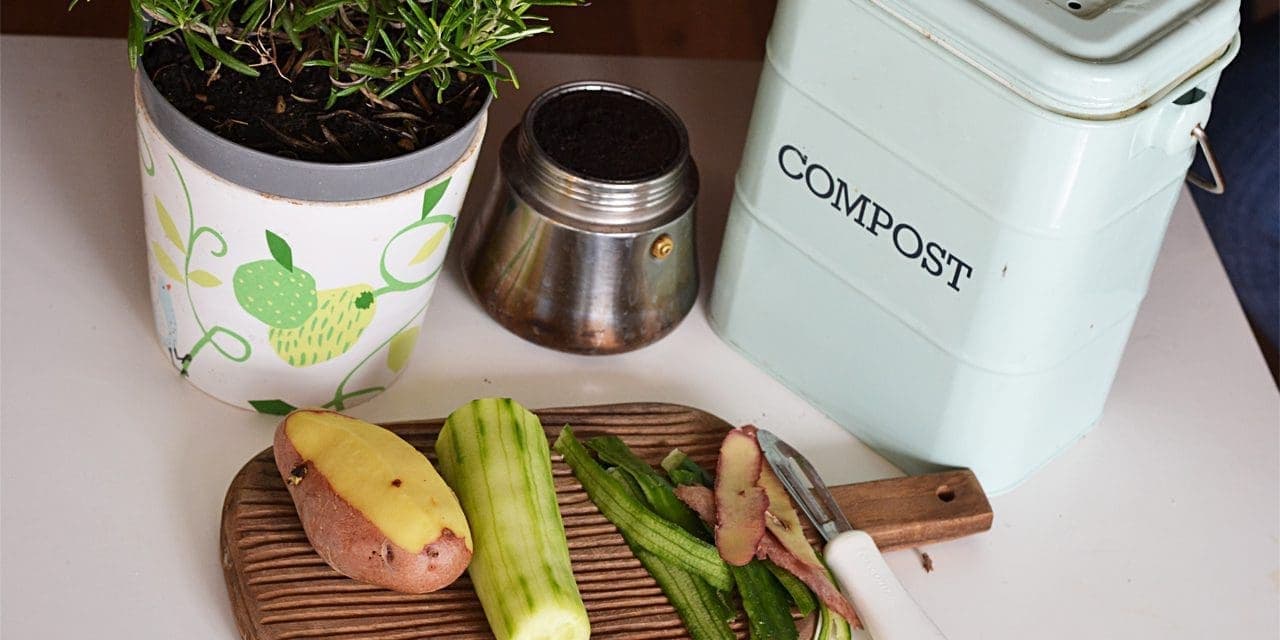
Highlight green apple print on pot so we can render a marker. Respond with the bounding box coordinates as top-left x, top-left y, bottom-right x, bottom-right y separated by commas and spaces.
248, 178, 455, 412
269, 284, 377, 367
233, 231, 318, 329
235, 231, 377, 368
